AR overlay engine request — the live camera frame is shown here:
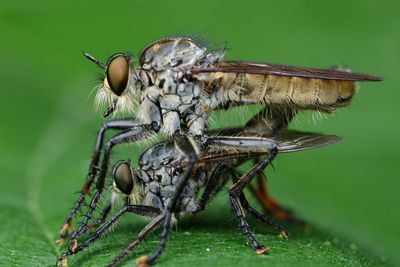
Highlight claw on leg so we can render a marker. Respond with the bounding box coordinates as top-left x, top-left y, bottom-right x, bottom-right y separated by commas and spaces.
56, 238, 65, 246
136, 256, 149, 267
69, 239, 78, 252
59, 223, 75, 238
59, 223, 69, 236
280, 230, 289, 239
57, 253, 68, 267
57, 223, 76, 246
255, 246, 268, 254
